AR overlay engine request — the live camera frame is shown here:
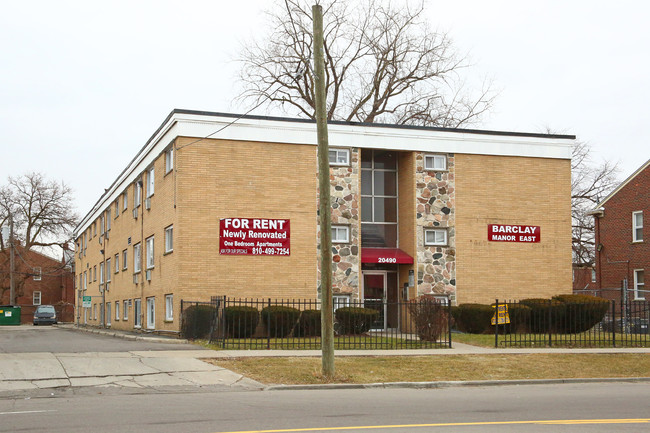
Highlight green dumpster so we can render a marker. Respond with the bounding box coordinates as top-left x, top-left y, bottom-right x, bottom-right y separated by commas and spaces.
0, 306, 22, 325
